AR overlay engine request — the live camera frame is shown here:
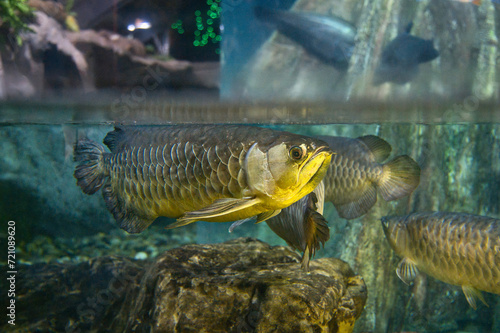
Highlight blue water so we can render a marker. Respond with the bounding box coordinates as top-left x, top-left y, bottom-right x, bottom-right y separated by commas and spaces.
221, 0, 295, 98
